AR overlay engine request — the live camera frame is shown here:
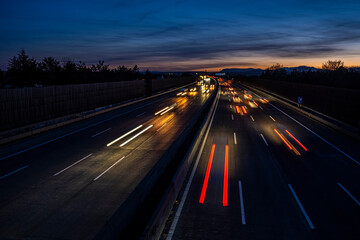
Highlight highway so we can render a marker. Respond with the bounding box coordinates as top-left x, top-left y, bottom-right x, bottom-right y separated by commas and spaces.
165, 80, 360, 240
0, 84, 213, 239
